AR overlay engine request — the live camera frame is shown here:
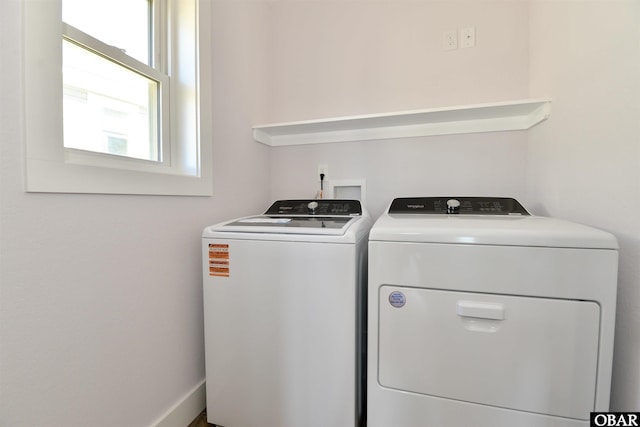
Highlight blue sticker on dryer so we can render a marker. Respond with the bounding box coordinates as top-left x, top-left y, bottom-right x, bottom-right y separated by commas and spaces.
389, 291, 406, 308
